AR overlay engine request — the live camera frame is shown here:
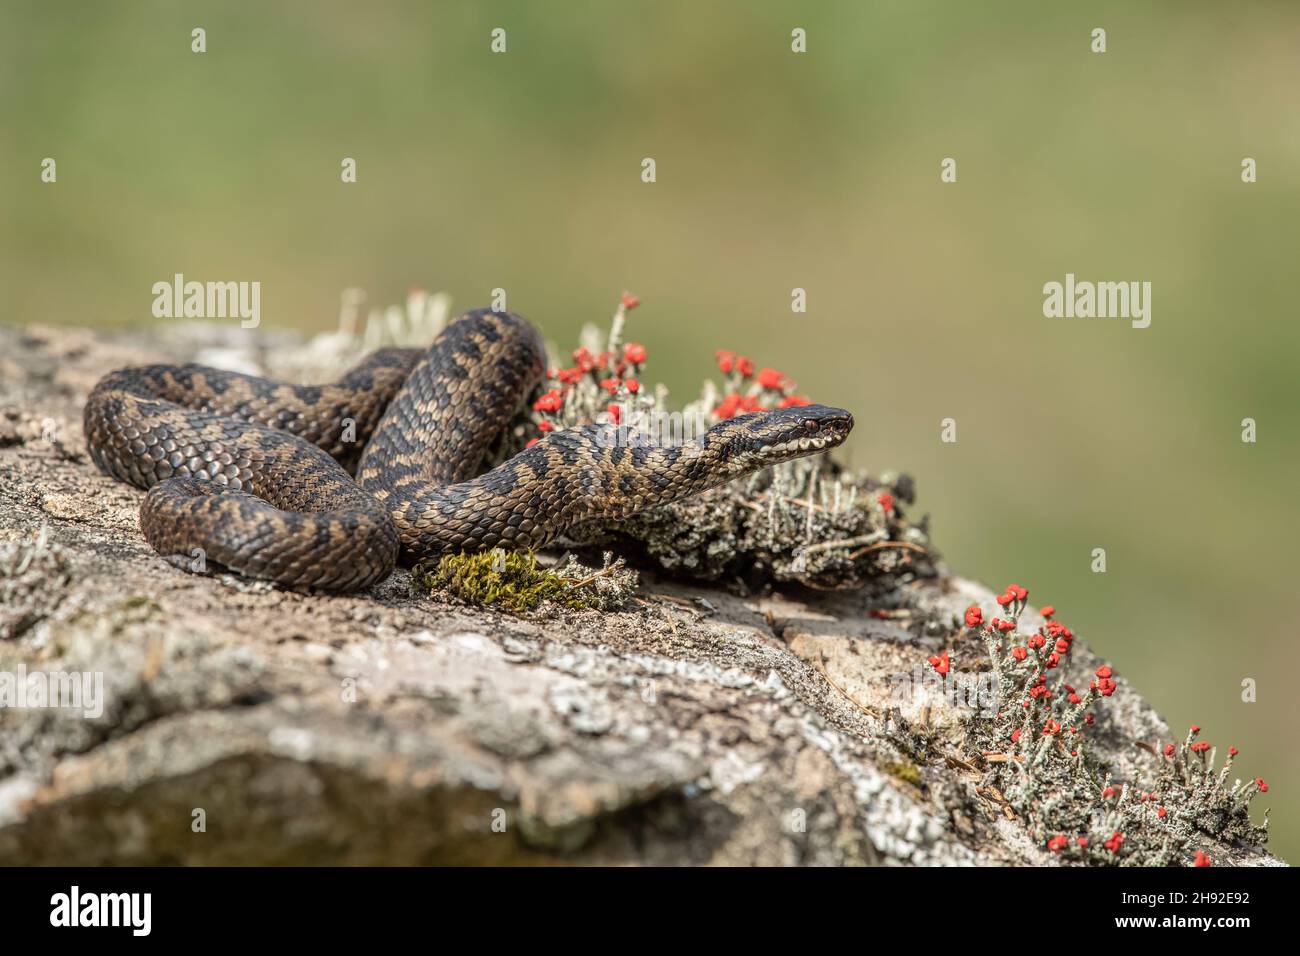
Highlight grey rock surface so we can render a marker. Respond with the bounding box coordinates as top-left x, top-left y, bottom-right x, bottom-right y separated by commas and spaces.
0, 322, 1281, 865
